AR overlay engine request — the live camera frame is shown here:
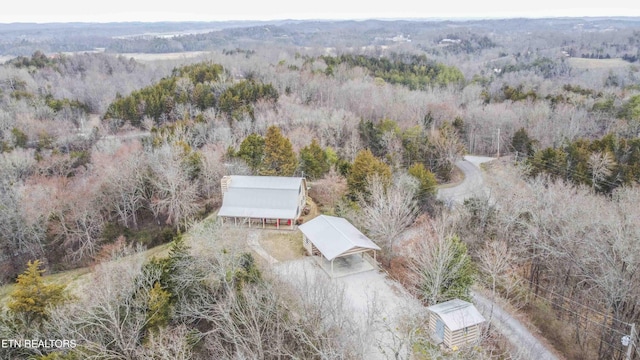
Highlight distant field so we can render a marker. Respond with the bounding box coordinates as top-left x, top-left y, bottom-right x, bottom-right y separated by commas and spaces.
117, 51, 212, 62
1, 51, 214, 63
567, 57, 632, 69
